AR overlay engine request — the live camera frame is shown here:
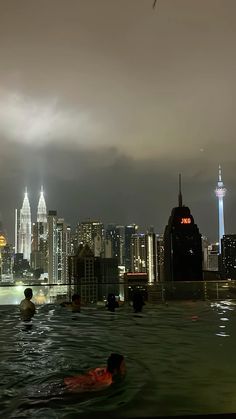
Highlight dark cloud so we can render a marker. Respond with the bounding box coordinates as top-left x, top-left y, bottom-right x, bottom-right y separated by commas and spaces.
1, 137, 235, 243
0, 0, 236, 242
